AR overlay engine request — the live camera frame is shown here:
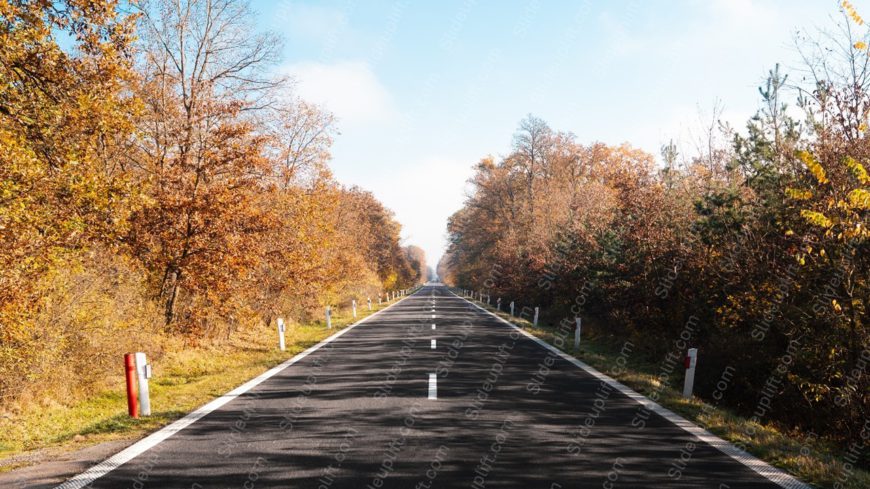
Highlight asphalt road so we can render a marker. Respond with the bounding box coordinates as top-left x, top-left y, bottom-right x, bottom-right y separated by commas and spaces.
64, 285, 802, 489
